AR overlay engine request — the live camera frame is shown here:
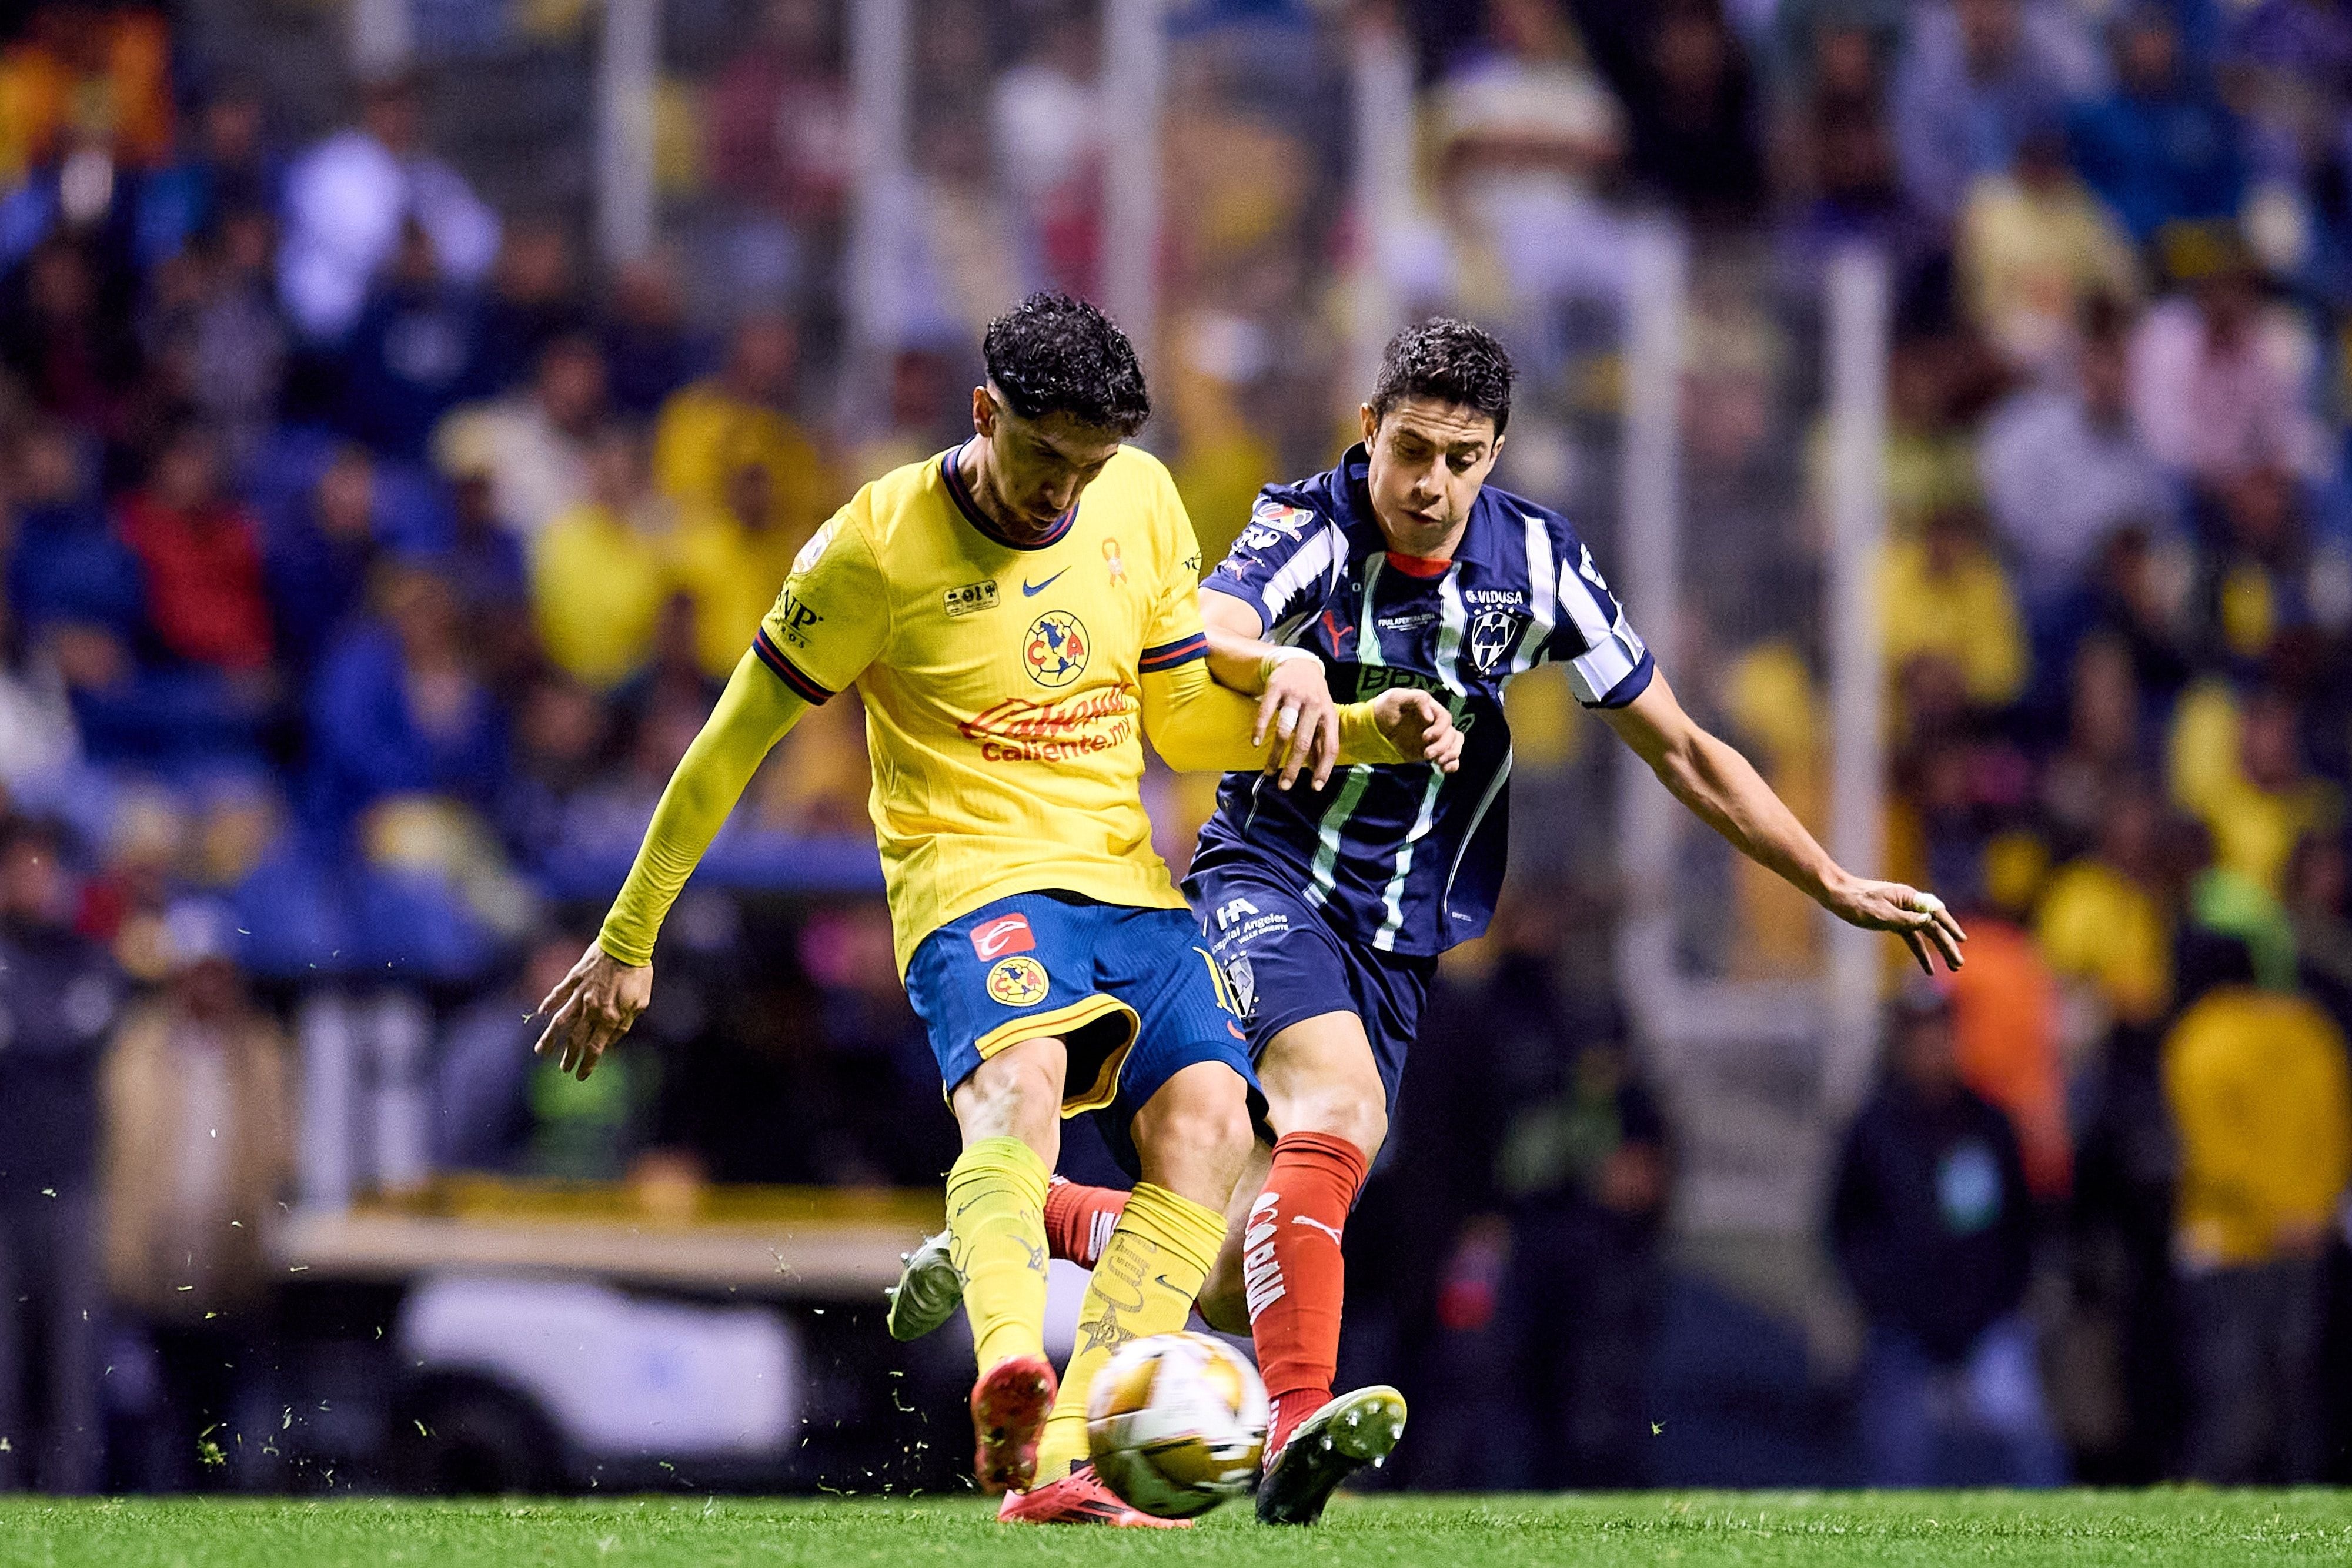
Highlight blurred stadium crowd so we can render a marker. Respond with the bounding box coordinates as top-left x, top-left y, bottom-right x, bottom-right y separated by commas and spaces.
2, 0, 2352, 1499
